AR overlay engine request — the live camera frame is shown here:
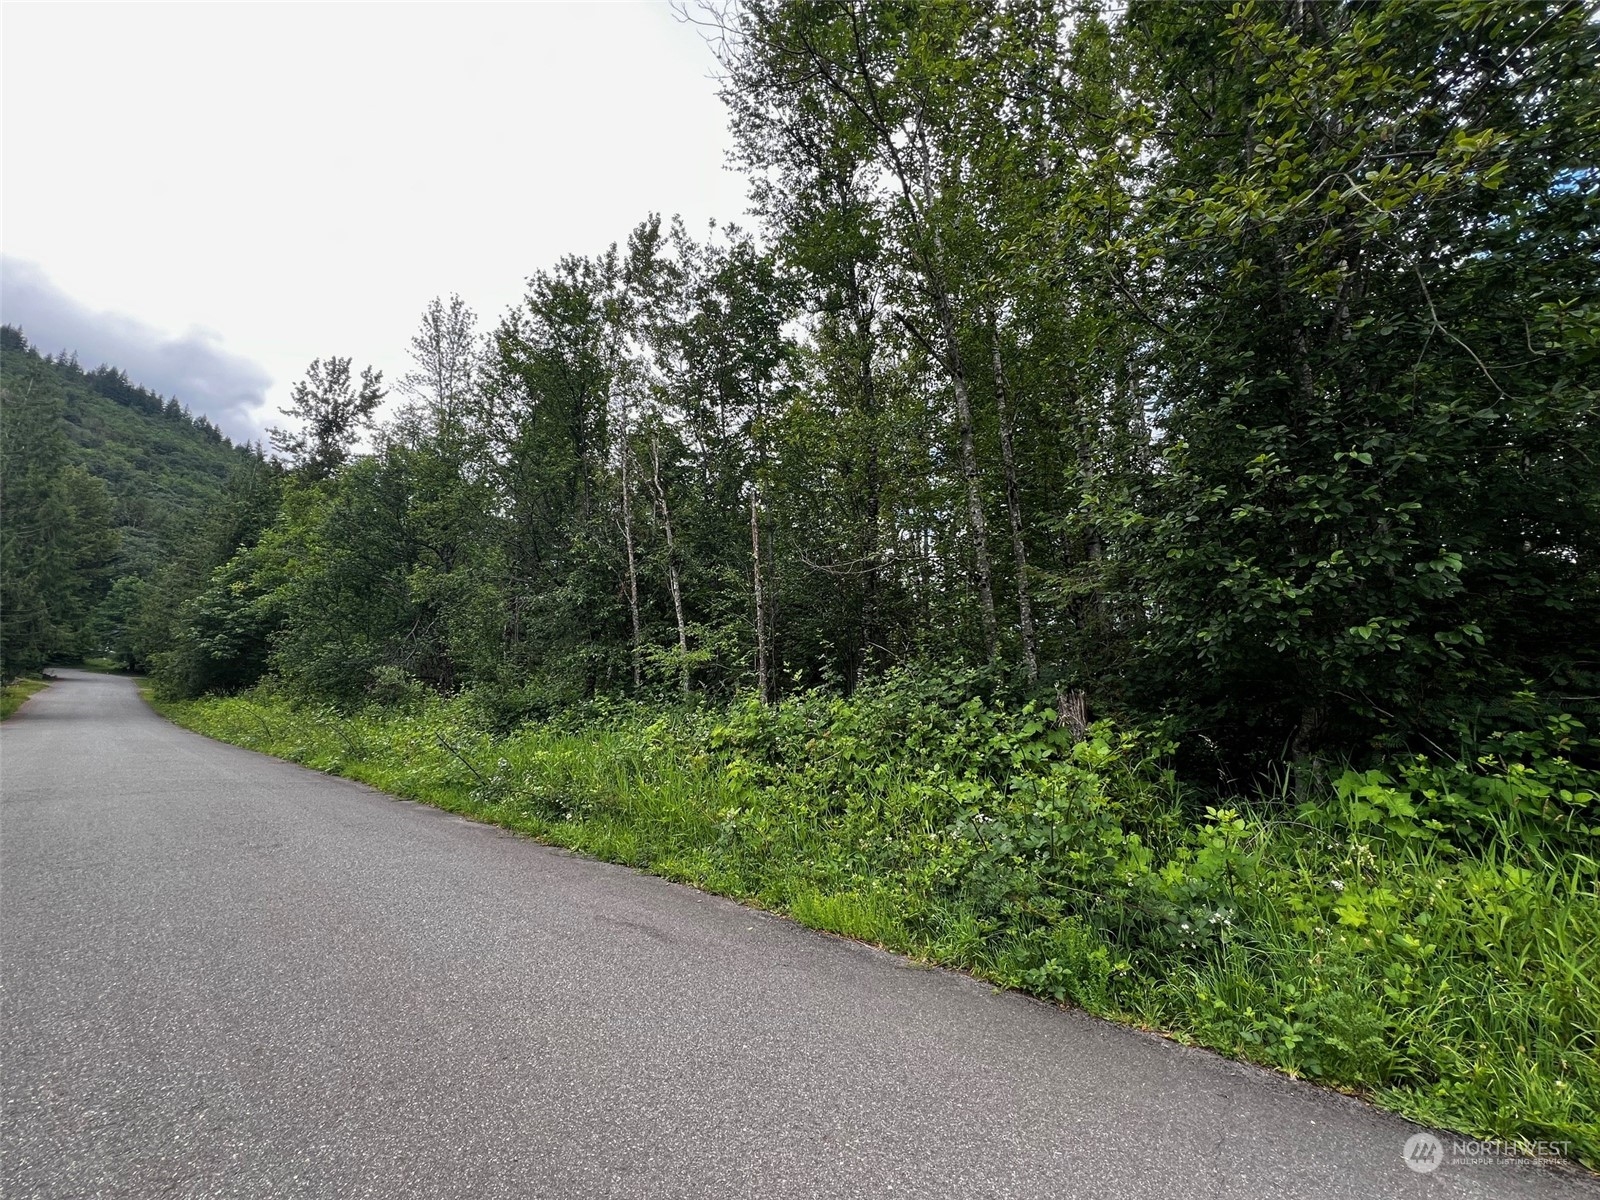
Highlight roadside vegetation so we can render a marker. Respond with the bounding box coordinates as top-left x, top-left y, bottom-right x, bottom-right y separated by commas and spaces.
1, 676, 51, 720
8, 0, 1596, 1167
160, 672, 1599, 1166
